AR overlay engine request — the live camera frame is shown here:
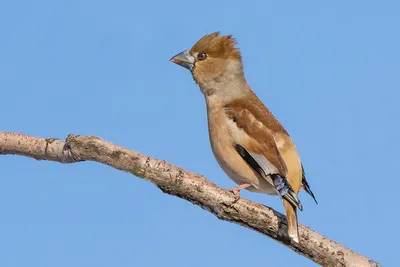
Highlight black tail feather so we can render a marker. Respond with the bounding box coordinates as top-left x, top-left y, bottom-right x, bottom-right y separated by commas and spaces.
283, 190, 303, 211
